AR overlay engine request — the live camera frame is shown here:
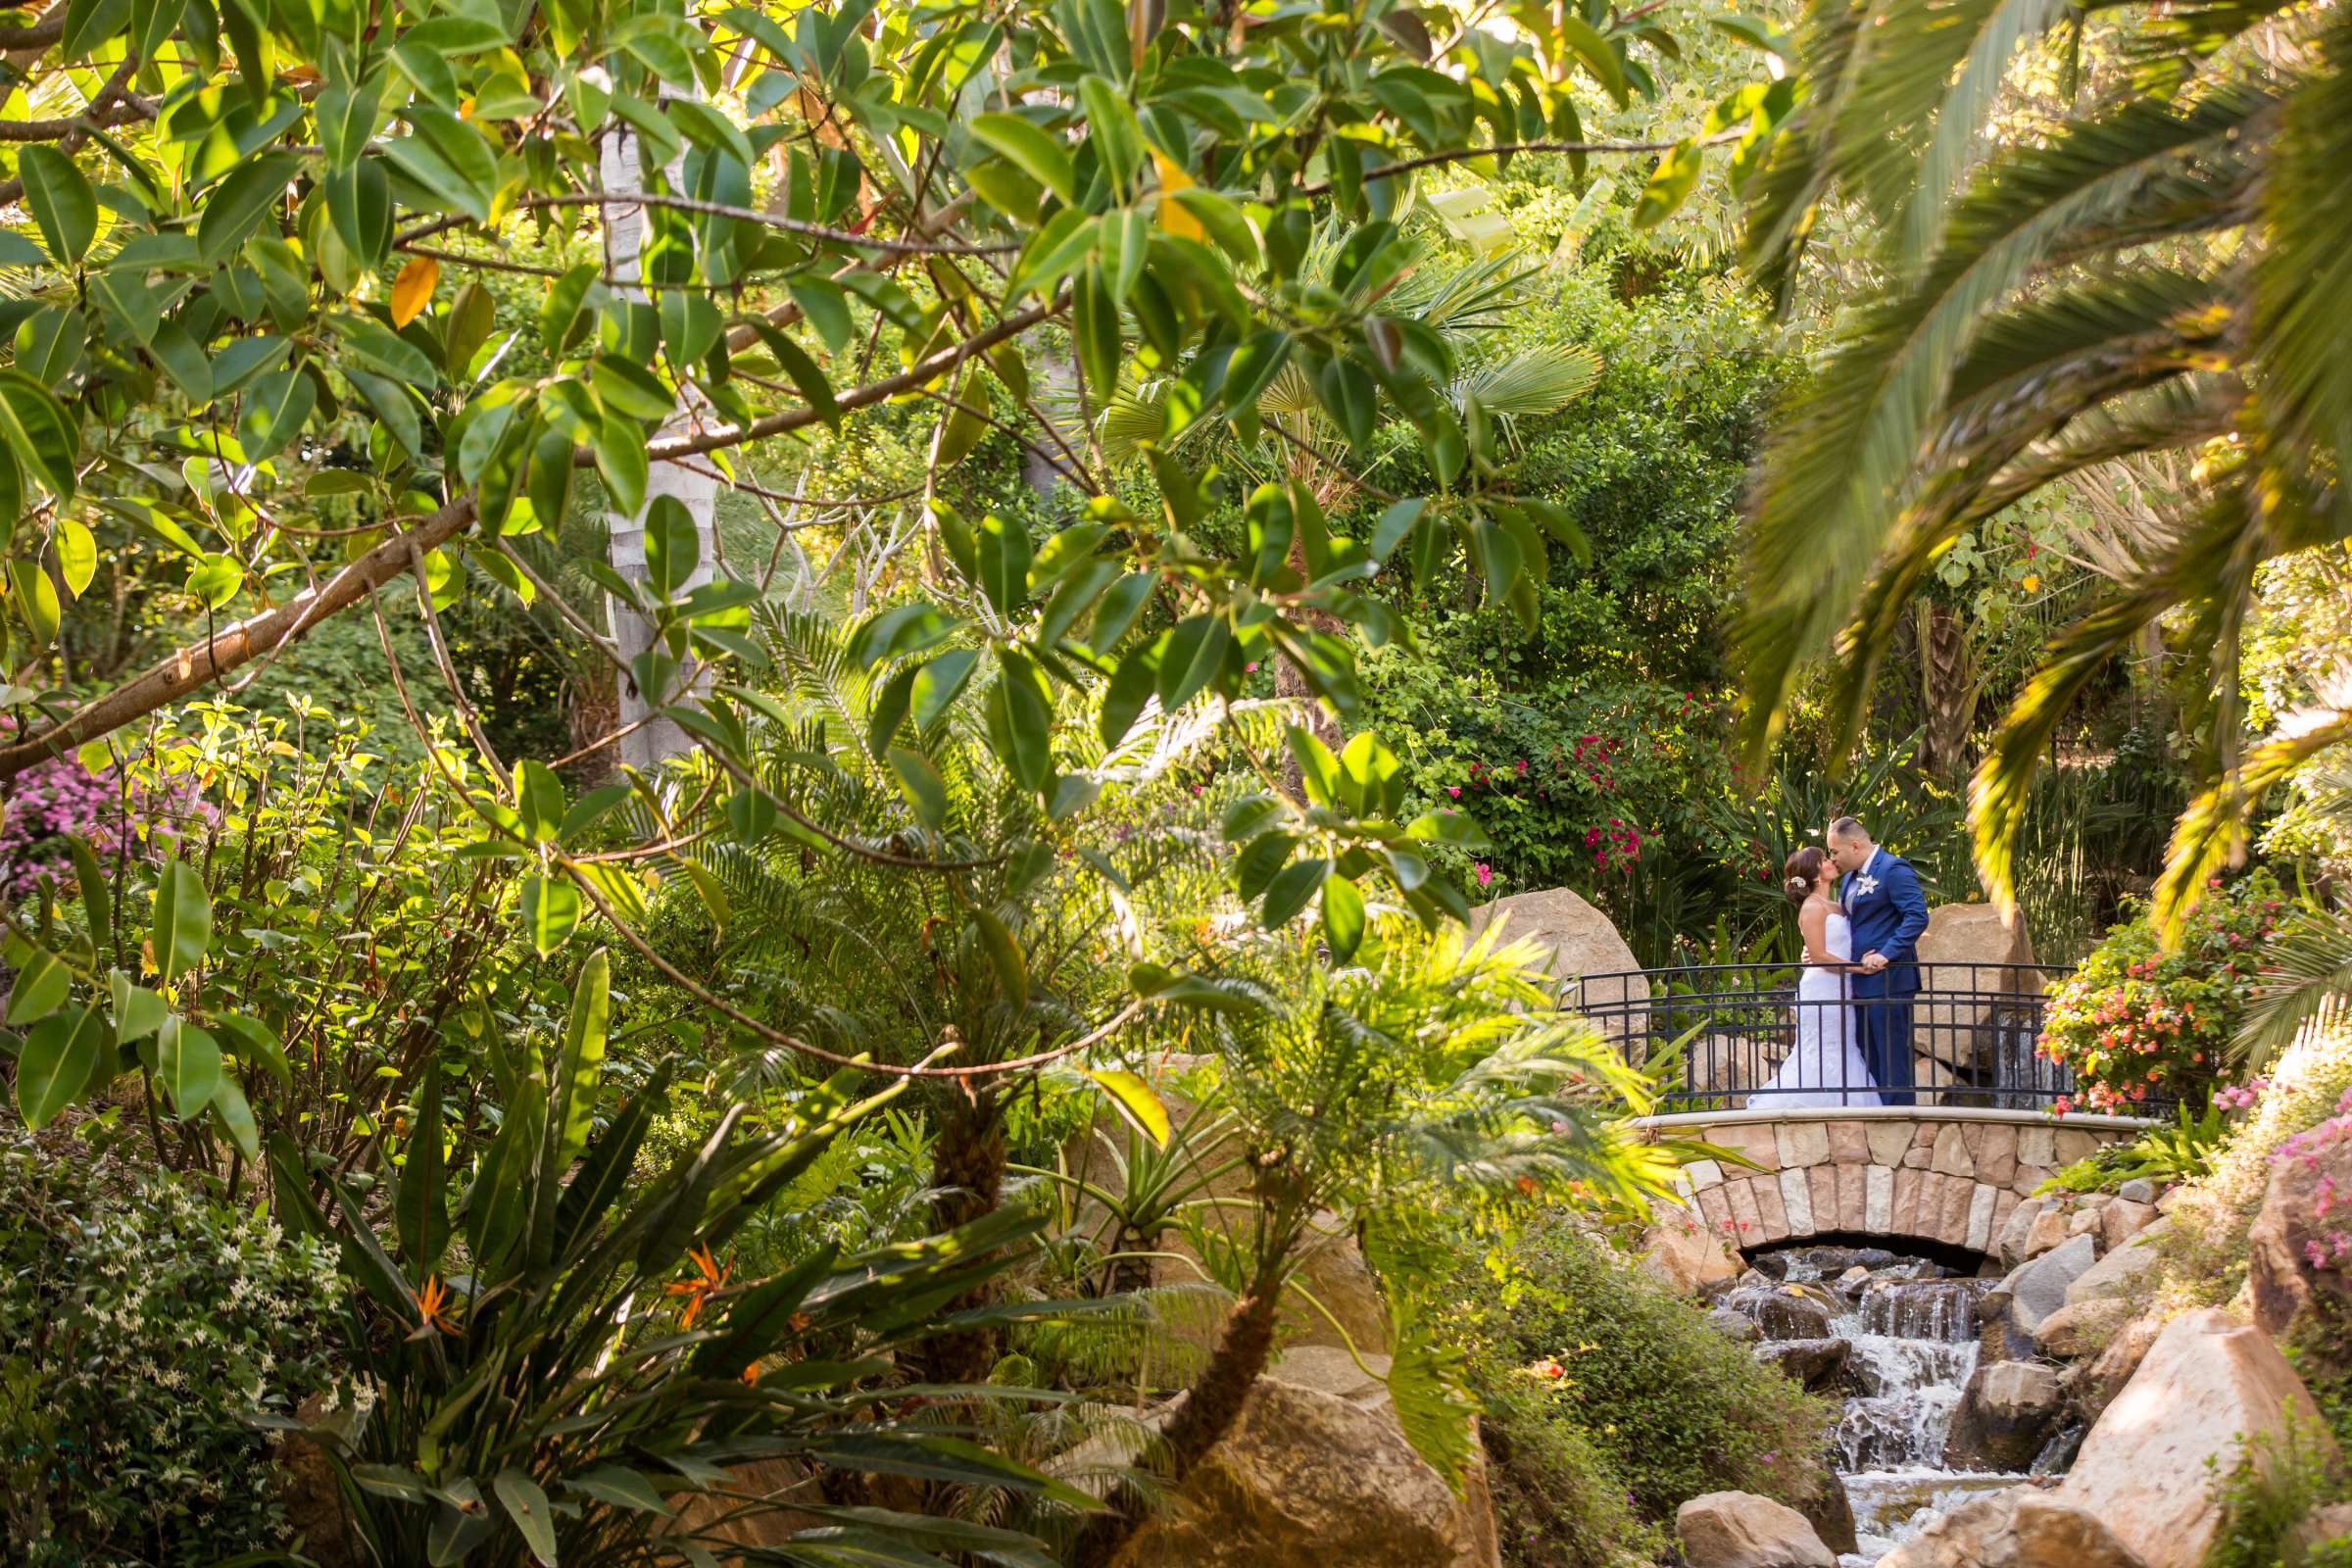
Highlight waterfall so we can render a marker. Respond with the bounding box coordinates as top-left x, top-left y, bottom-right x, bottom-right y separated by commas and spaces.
1721, 1247, 2035, 1565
